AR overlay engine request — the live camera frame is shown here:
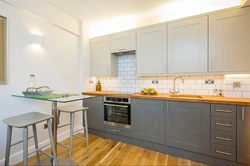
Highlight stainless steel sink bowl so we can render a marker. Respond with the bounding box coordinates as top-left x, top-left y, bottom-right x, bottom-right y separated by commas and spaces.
170, 94, 203, 98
